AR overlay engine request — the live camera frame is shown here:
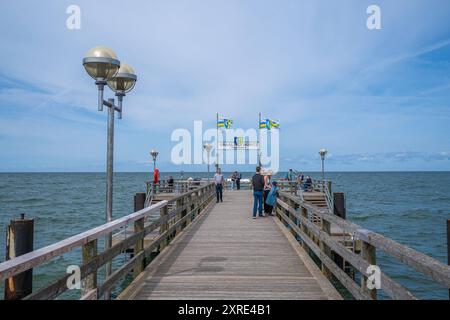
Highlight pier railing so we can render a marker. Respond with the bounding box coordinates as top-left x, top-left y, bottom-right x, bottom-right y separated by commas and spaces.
0, 183, 216, 300
146, 179, 211, 195
275, 191, 450, 300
